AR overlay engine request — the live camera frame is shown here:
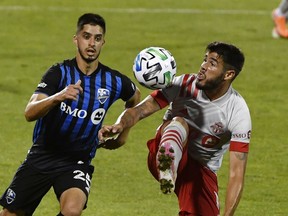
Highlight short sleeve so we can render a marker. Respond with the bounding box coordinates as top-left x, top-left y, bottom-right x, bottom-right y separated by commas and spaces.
229, 98, 252, 152
34, 64, 62, 96
120, 75, 137, 101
